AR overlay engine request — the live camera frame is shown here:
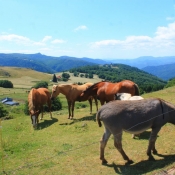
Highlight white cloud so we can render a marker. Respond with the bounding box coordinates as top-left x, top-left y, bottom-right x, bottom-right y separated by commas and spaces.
42, 36, 52, 42
91, 22, 175, 51
0, 34, 31, 43
74, 25, 88, 31
51, 39, 66, 44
